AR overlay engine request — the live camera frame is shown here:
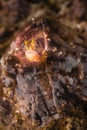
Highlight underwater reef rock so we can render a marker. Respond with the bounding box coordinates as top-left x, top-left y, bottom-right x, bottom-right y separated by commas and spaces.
0, 15, 87, 130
